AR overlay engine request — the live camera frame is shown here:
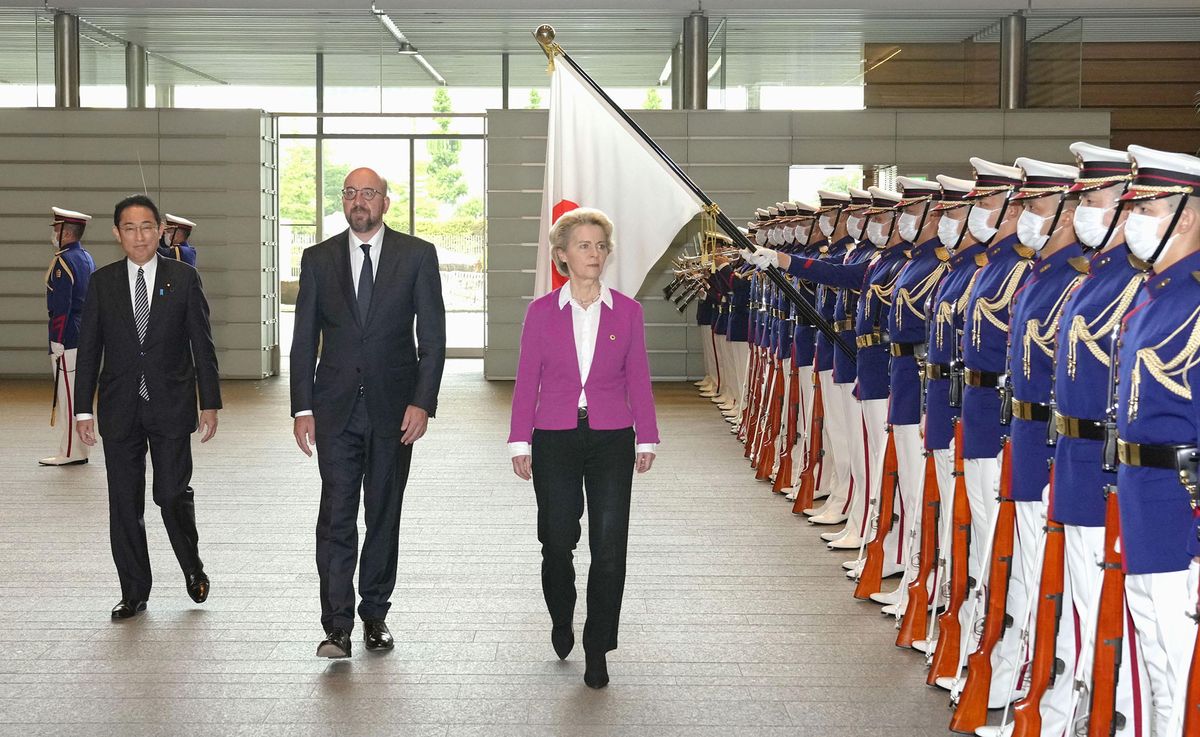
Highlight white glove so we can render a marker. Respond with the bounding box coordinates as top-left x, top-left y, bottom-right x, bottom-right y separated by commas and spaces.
739, 247, 778, 270
50, 341, 65, 357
